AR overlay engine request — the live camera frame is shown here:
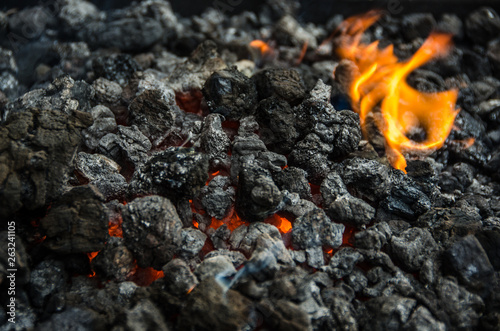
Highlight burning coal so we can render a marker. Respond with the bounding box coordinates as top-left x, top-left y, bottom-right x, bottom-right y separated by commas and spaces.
334, 11, 460, 172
